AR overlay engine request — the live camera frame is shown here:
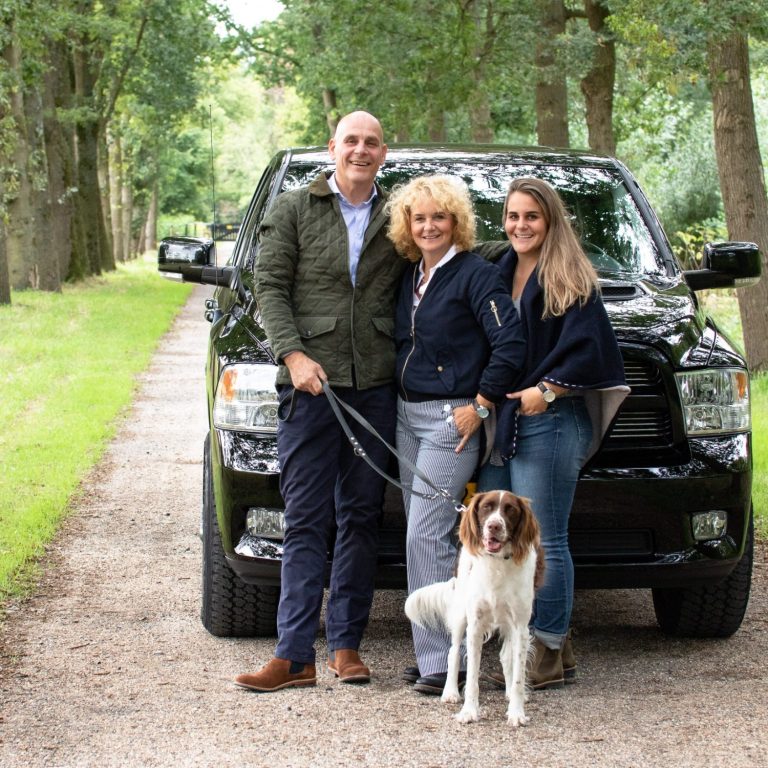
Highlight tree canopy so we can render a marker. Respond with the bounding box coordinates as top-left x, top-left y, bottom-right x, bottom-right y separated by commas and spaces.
2, 0, 767, 366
